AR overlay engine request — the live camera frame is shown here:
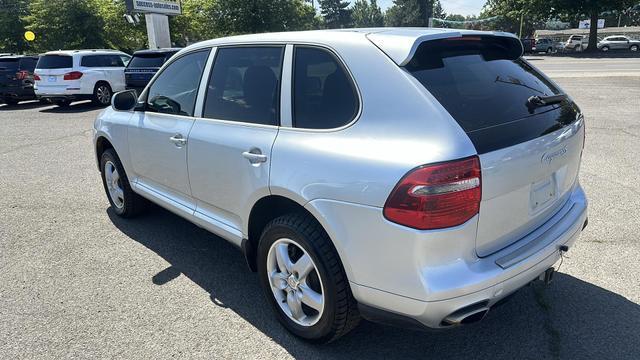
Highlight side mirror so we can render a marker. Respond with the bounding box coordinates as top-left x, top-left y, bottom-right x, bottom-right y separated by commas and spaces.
112, 90, 137, 111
